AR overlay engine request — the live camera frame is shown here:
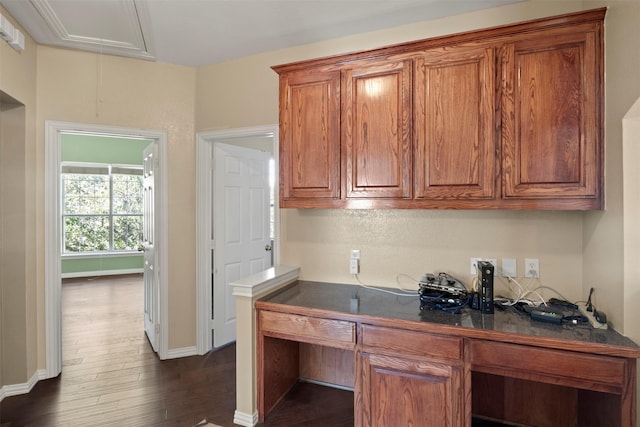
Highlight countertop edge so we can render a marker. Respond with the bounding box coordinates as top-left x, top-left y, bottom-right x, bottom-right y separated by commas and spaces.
255, 281, 640, 359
